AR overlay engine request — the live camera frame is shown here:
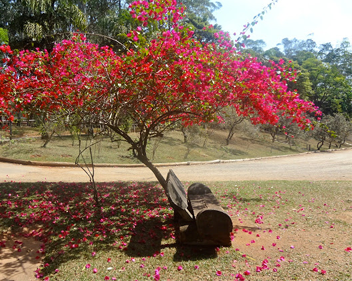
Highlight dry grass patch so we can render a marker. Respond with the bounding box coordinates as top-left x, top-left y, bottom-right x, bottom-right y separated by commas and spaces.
0, 127, 322, 165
